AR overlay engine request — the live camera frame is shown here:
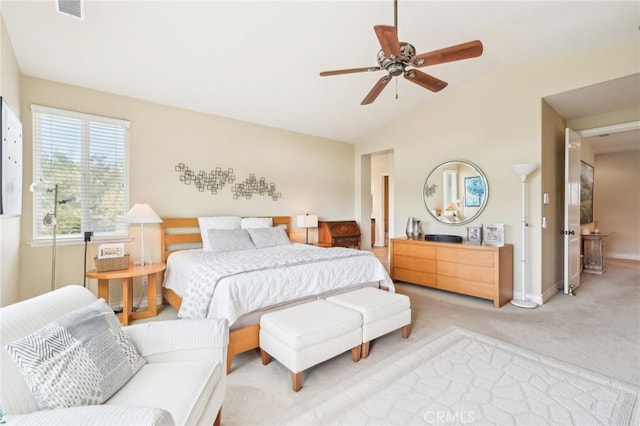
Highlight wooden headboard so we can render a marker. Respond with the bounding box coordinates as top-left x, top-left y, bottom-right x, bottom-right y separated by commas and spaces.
160, 216, 291, 263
